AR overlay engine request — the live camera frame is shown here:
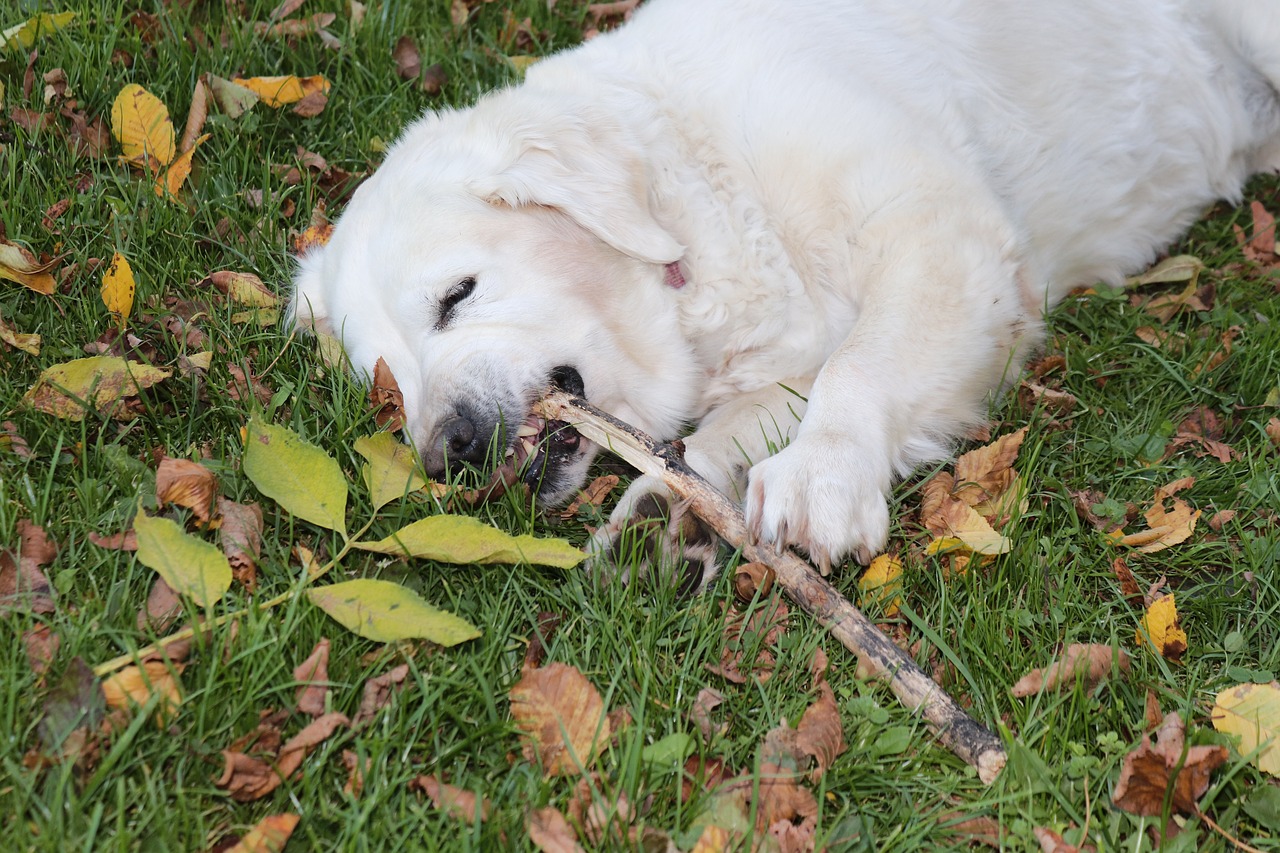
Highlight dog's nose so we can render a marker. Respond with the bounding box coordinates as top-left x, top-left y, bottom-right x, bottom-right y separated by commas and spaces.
424, 413, 488, 477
